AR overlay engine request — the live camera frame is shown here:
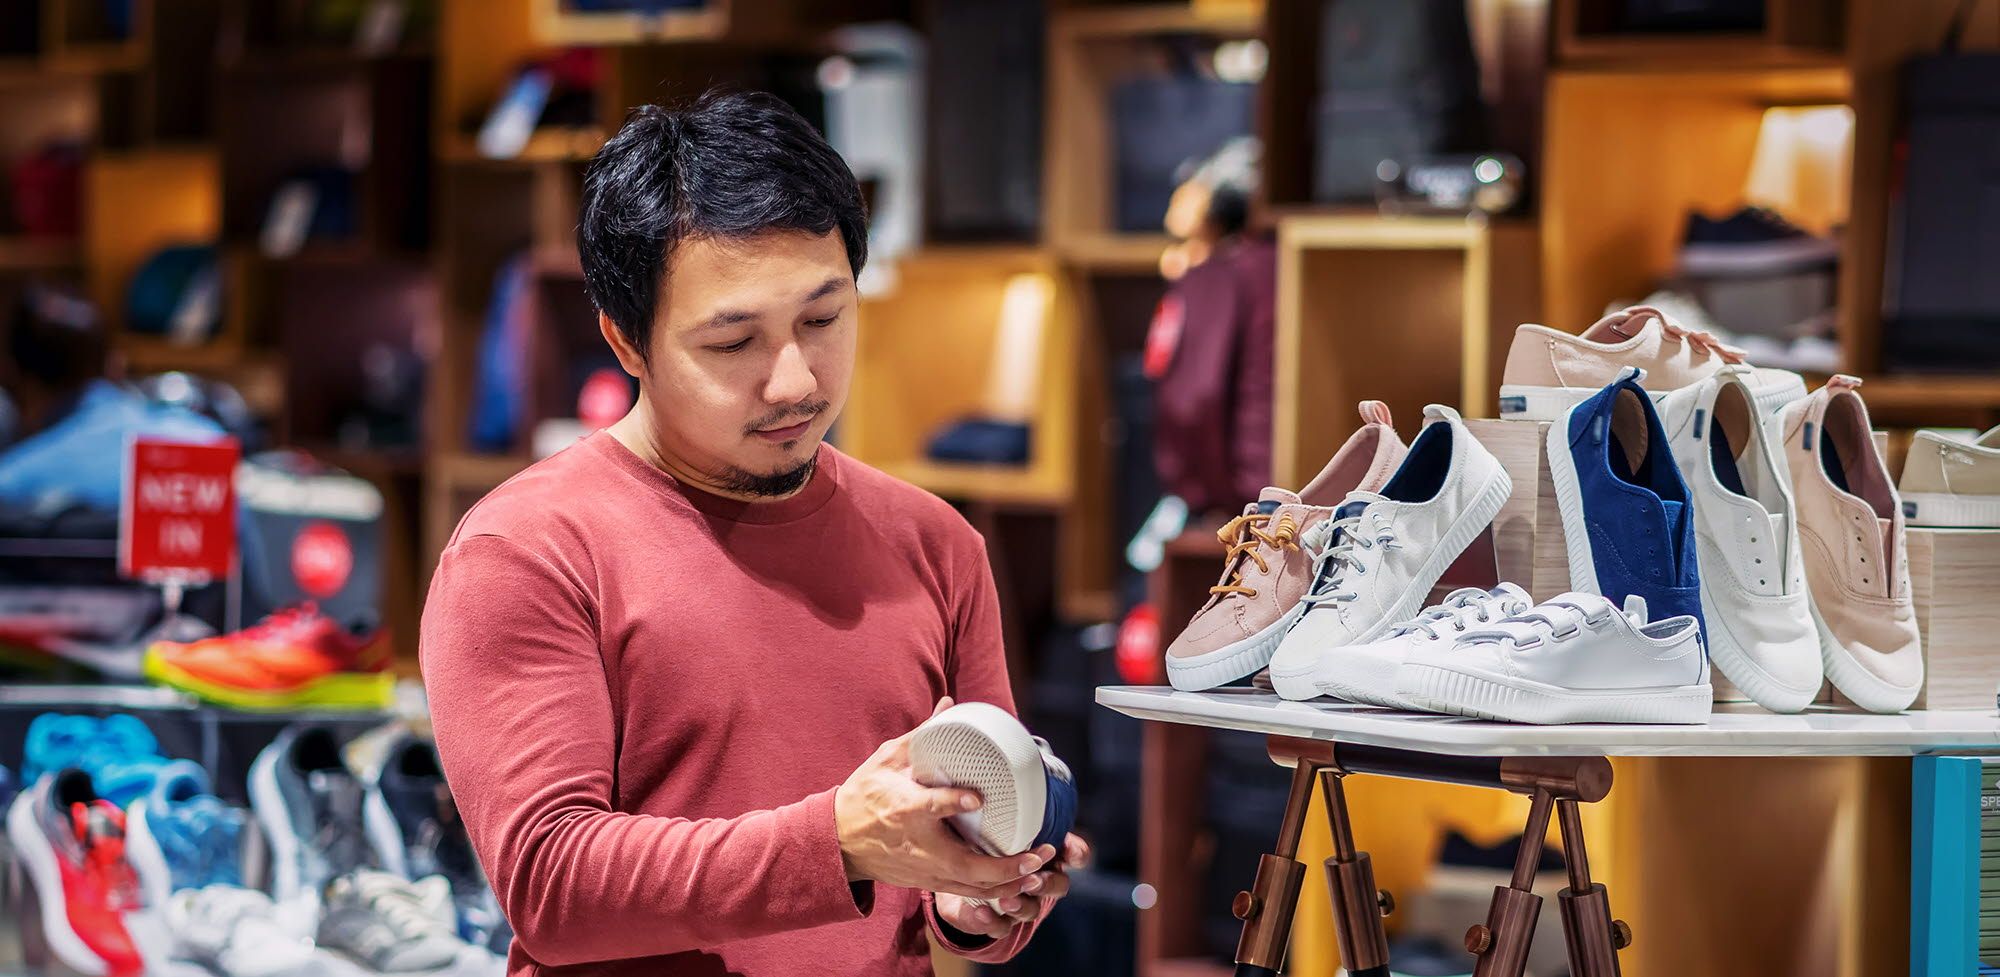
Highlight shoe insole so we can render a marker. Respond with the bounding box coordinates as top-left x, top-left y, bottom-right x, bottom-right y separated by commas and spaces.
1820, 424, 1853, 496
1710, 417, 1748, 497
